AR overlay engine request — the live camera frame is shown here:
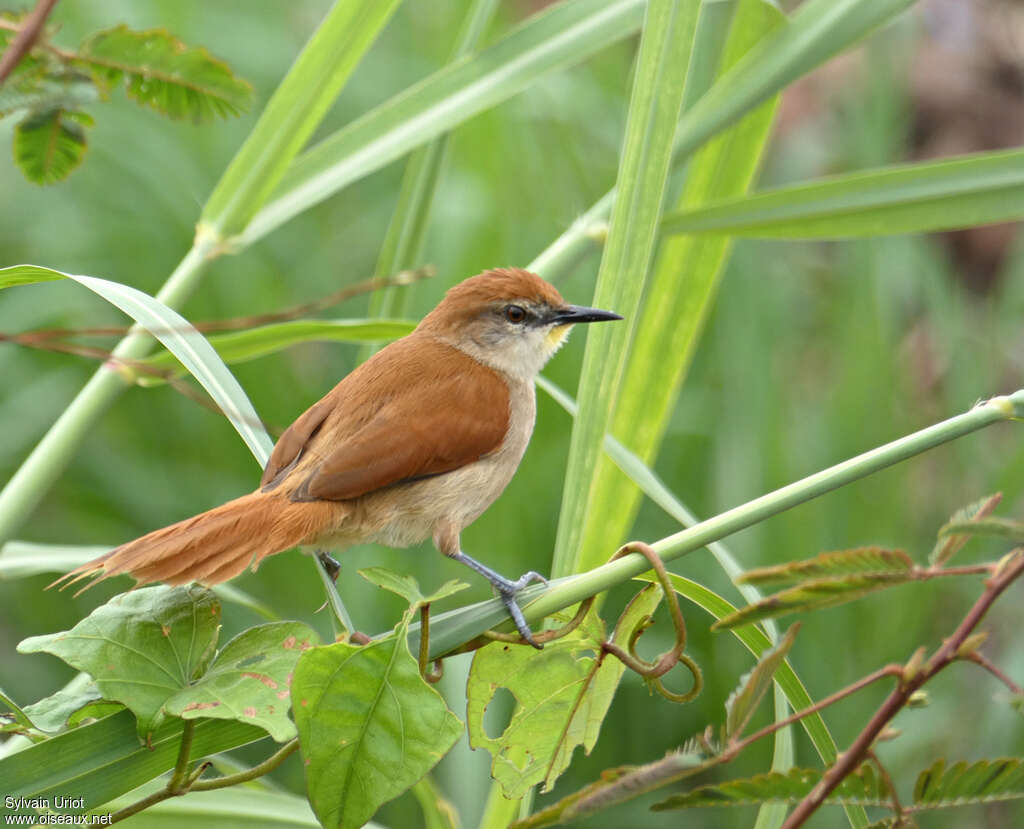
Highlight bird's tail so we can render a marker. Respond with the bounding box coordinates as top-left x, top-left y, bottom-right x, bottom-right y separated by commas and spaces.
49, 491, 336, 595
